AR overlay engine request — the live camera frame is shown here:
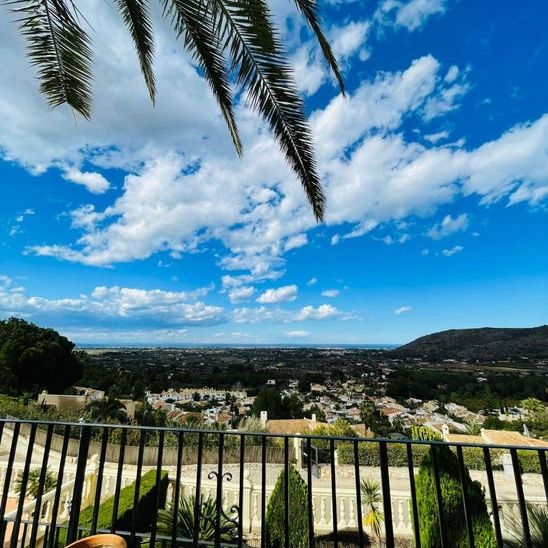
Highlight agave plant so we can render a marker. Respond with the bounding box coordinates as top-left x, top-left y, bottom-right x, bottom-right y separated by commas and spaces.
360, 478, 384, 548
2, 0, 345, 220
505, 504, 548, 548
156, 493, 237, 546
465, 421, 482, 435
